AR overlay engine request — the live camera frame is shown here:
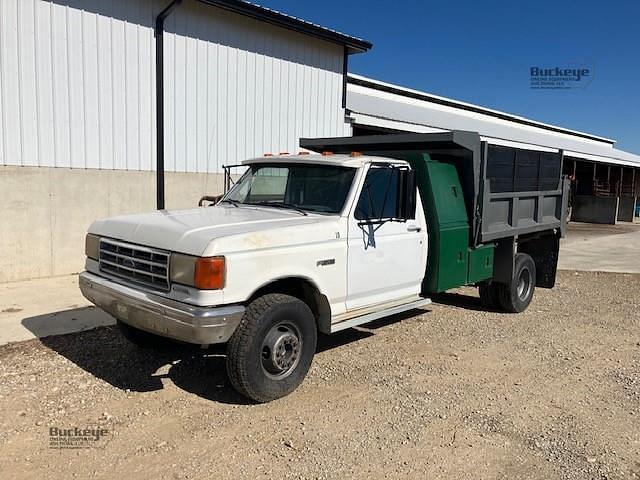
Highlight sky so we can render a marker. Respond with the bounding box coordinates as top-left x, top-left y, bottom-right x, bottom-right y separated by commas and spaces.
261, 0, 640, 154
